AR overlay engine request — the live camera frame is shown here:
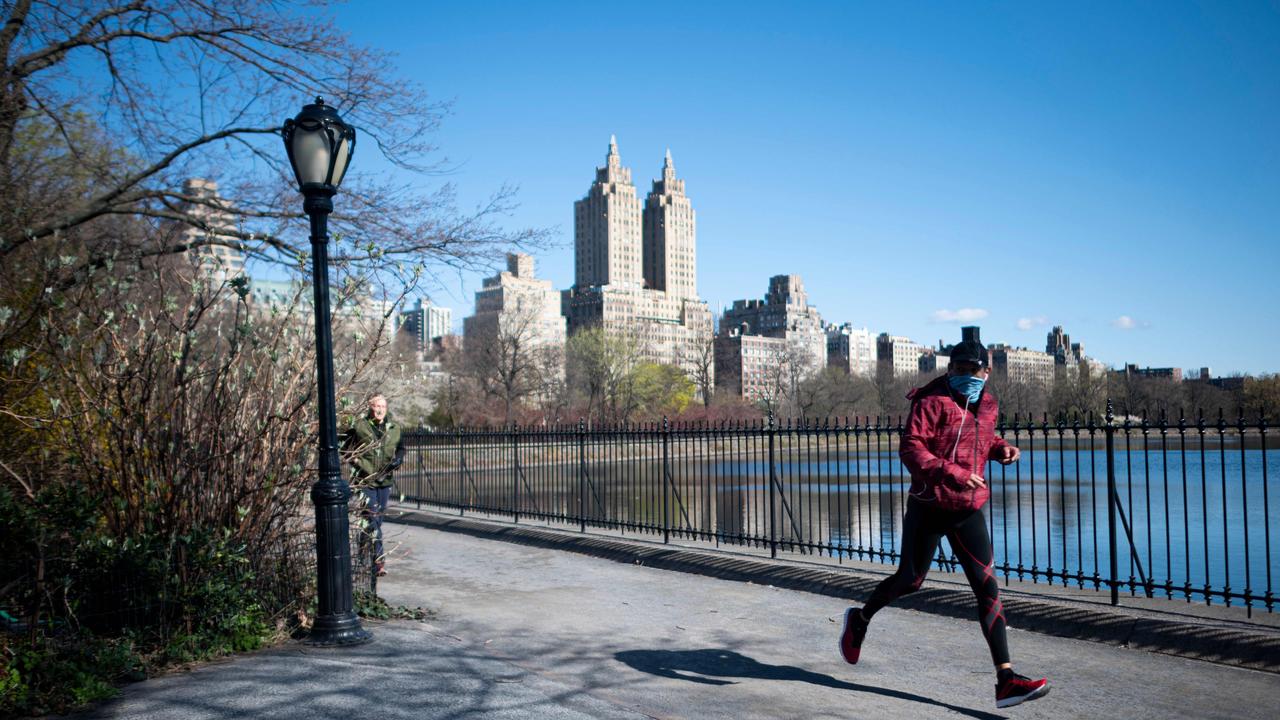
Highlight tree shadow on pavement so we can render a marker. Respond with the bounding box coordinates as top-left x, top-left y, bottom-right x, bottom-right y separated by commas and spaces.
615, 648, 1004, 720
